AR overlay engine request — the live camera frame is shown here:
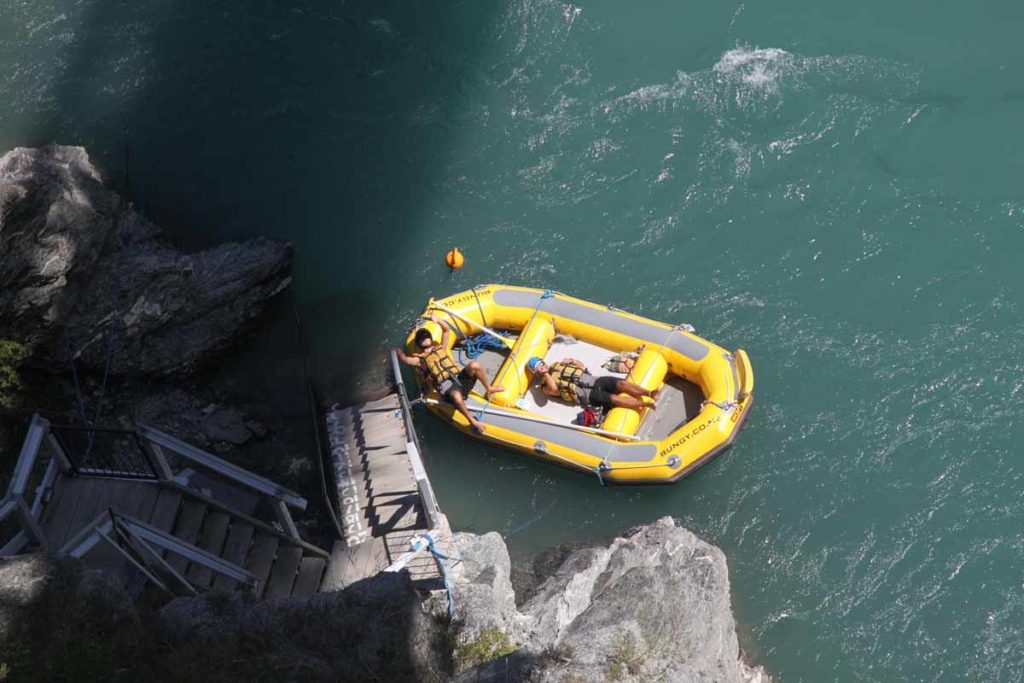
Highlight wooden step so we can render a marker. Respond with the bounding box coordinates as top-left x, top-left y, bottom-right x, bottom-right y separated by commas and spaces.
186, 511, 231, 588
166, 499, 207, 575
244, 534, 280, 590
213, 522, 256, 592
148, 488, 183, 532
320, 538, 388, 592
264, 546, 303, 599
291, 557, 326, 598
